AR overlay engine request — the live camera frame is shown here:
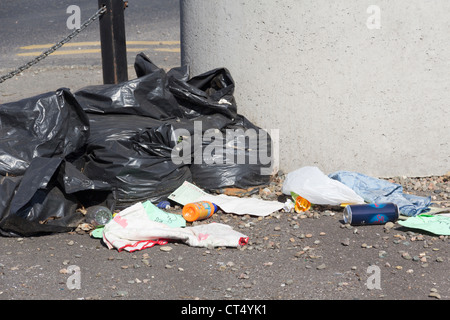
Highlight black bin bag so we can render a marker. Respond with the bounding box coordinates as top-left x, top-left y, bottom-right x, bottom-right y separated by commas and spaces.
0, 88, 90, 176
188, 115, 273, 192
0, 158, 84, 237
82, 114, 191, 209
74, 57, 185, 120
0, 89, 93, 237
